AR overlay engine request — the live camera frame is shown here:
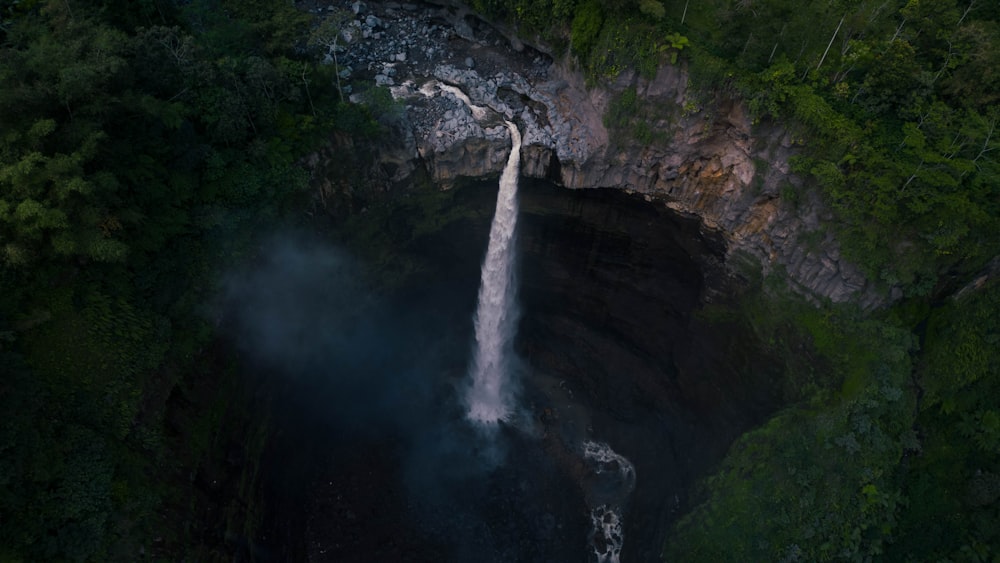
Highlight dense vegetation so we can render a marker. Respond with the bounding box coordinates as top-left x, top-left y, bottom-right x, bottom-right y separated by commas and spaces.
463, 0, 1000, 559
2, 0, 997, 560
470, 0, 999, 295
664, 273, 999, 560
0, 0, 378, 559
